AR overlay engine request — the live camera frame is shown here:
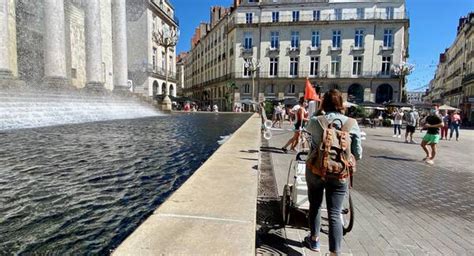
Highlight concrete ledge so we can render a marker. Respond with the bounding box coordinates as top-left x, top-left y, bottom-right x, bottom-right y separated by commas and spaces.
114, 114, 261, 255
